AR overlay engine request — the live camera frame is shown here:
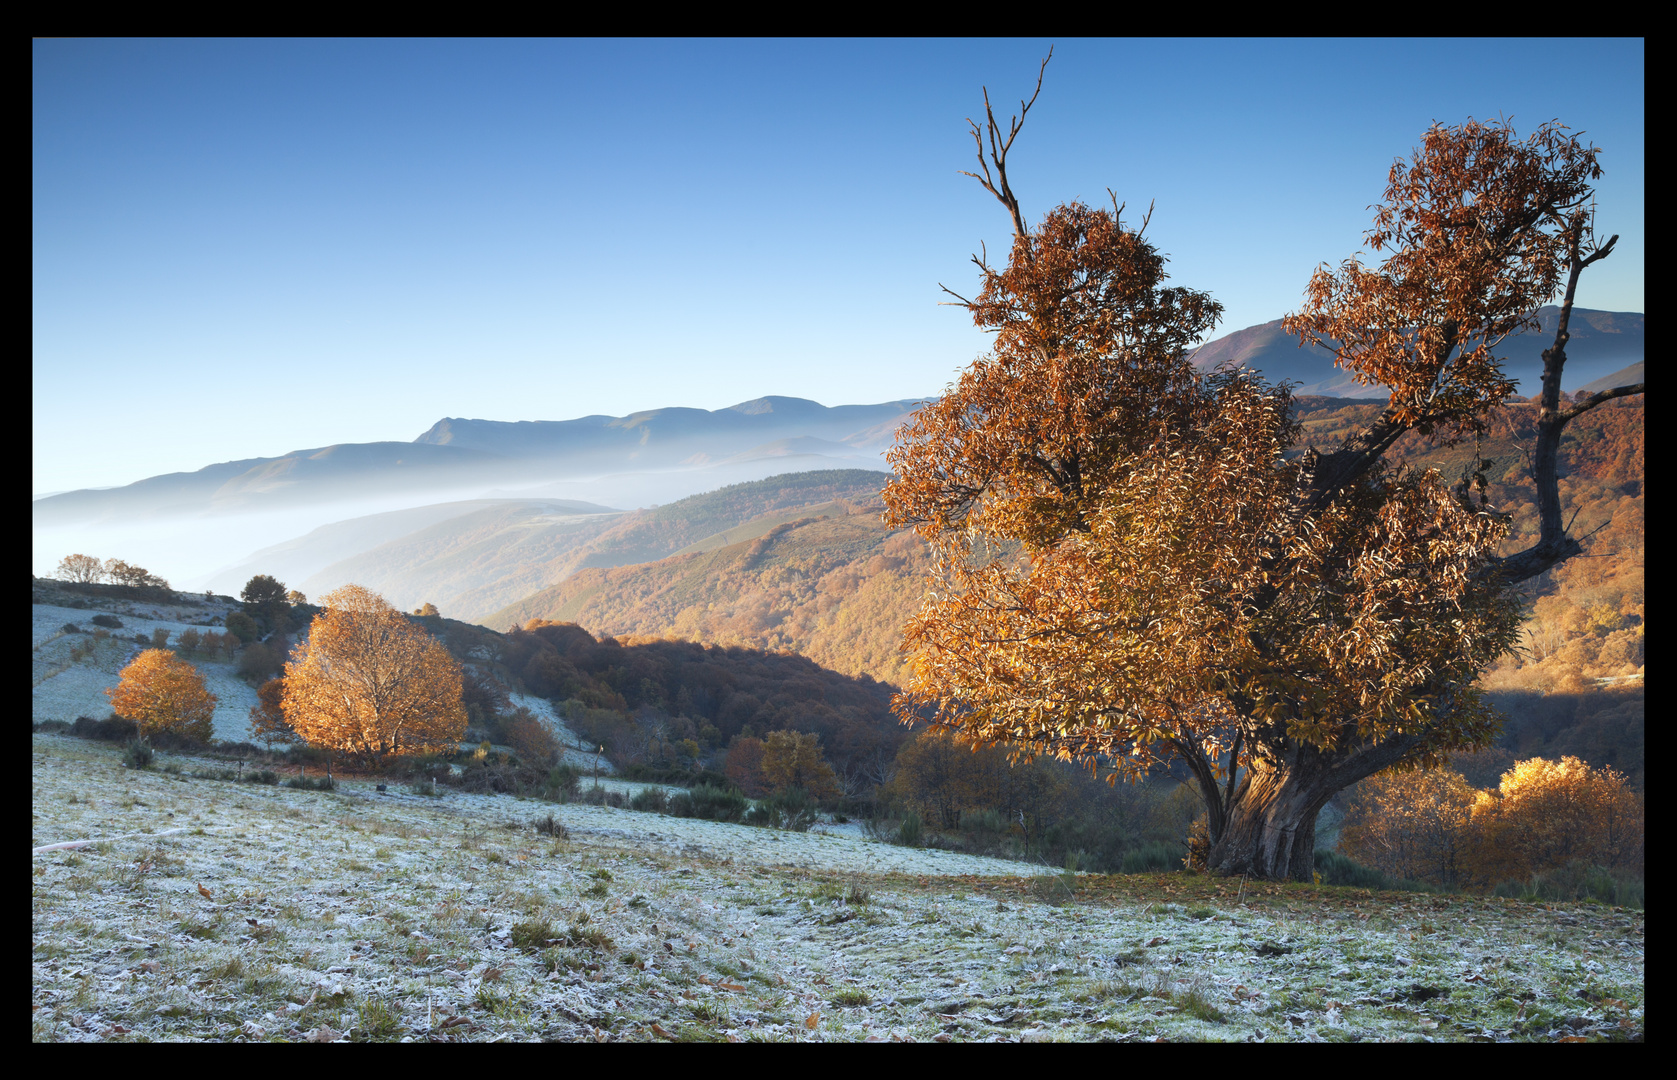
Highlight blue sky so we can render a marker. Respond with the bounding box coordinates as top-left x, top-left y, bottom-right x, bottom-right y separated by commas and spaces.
33, 38, 1644, 496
